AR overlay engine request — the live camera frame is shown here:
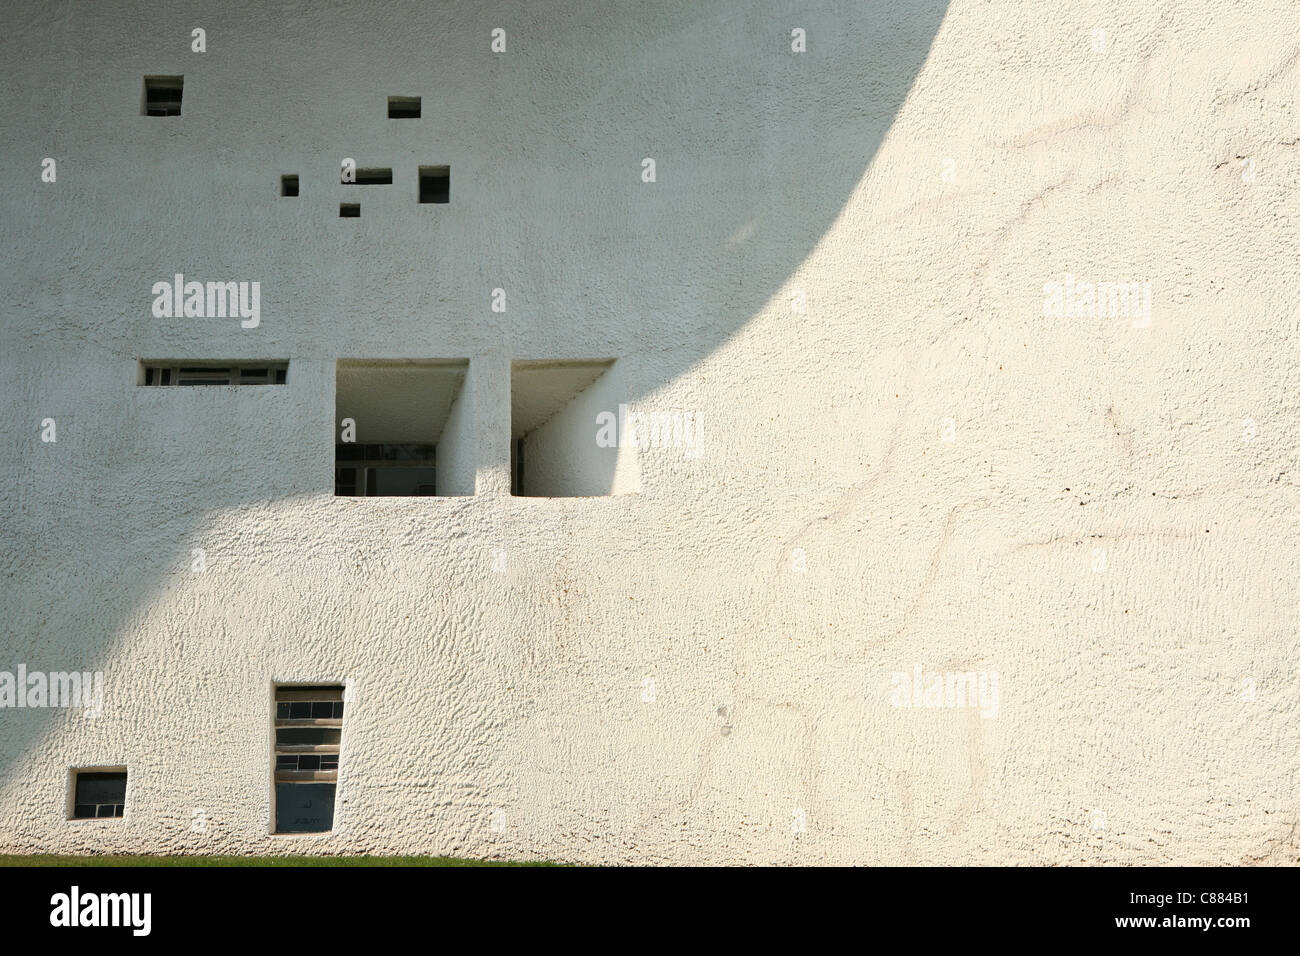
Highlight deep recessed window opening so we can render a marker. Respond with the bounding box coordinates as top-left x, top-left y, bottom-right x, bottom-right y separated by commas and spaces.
340, 202, 360, 217
418, 165, 449, 203
274, 685, 344, 834
511, 359, 627, 496
335, 359, 473, 496
349, 168, 393, 185
388, 96, 421, 119
335, 443, 436, 496
70, 769, 127, 819
140, 361, 287, 386
143, 75, 183, 116
281, 174, 299, 197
